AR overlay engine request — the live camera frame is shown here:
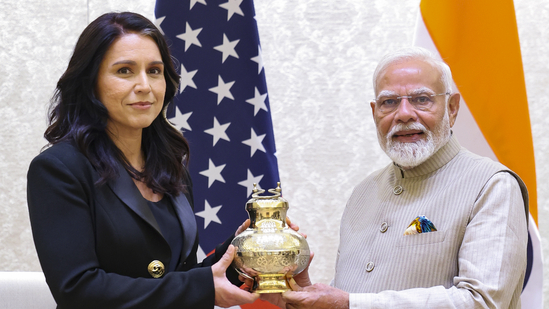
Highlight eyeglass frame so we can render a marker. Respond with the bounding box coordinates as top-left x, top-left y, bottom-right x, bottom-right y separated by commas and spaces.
371, 92, 451, 114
